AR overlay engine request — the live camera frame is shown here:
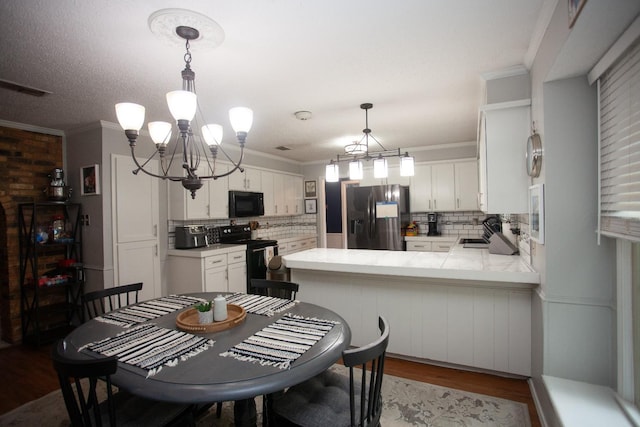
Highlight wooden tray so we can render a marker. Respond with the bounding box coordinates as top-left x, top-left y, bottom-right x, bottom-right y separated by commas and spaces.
176, 304, 246, 333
